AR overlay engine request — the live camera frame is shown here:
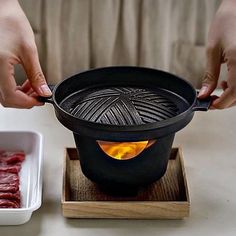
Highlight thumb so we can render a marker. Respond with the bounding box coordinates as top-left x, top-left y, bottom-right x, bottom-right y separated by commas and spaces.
20, 43, 52, 97
198, 45, 221, 99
